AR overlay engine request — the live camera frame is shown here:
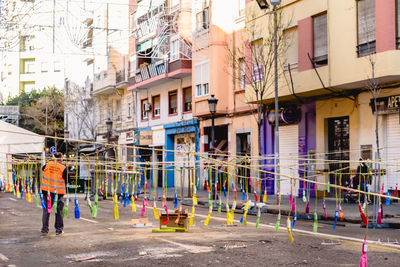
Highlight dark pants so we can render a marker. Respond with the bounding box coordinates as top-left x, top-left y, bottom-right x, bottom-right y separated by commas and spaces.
41, 191, 64, 234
